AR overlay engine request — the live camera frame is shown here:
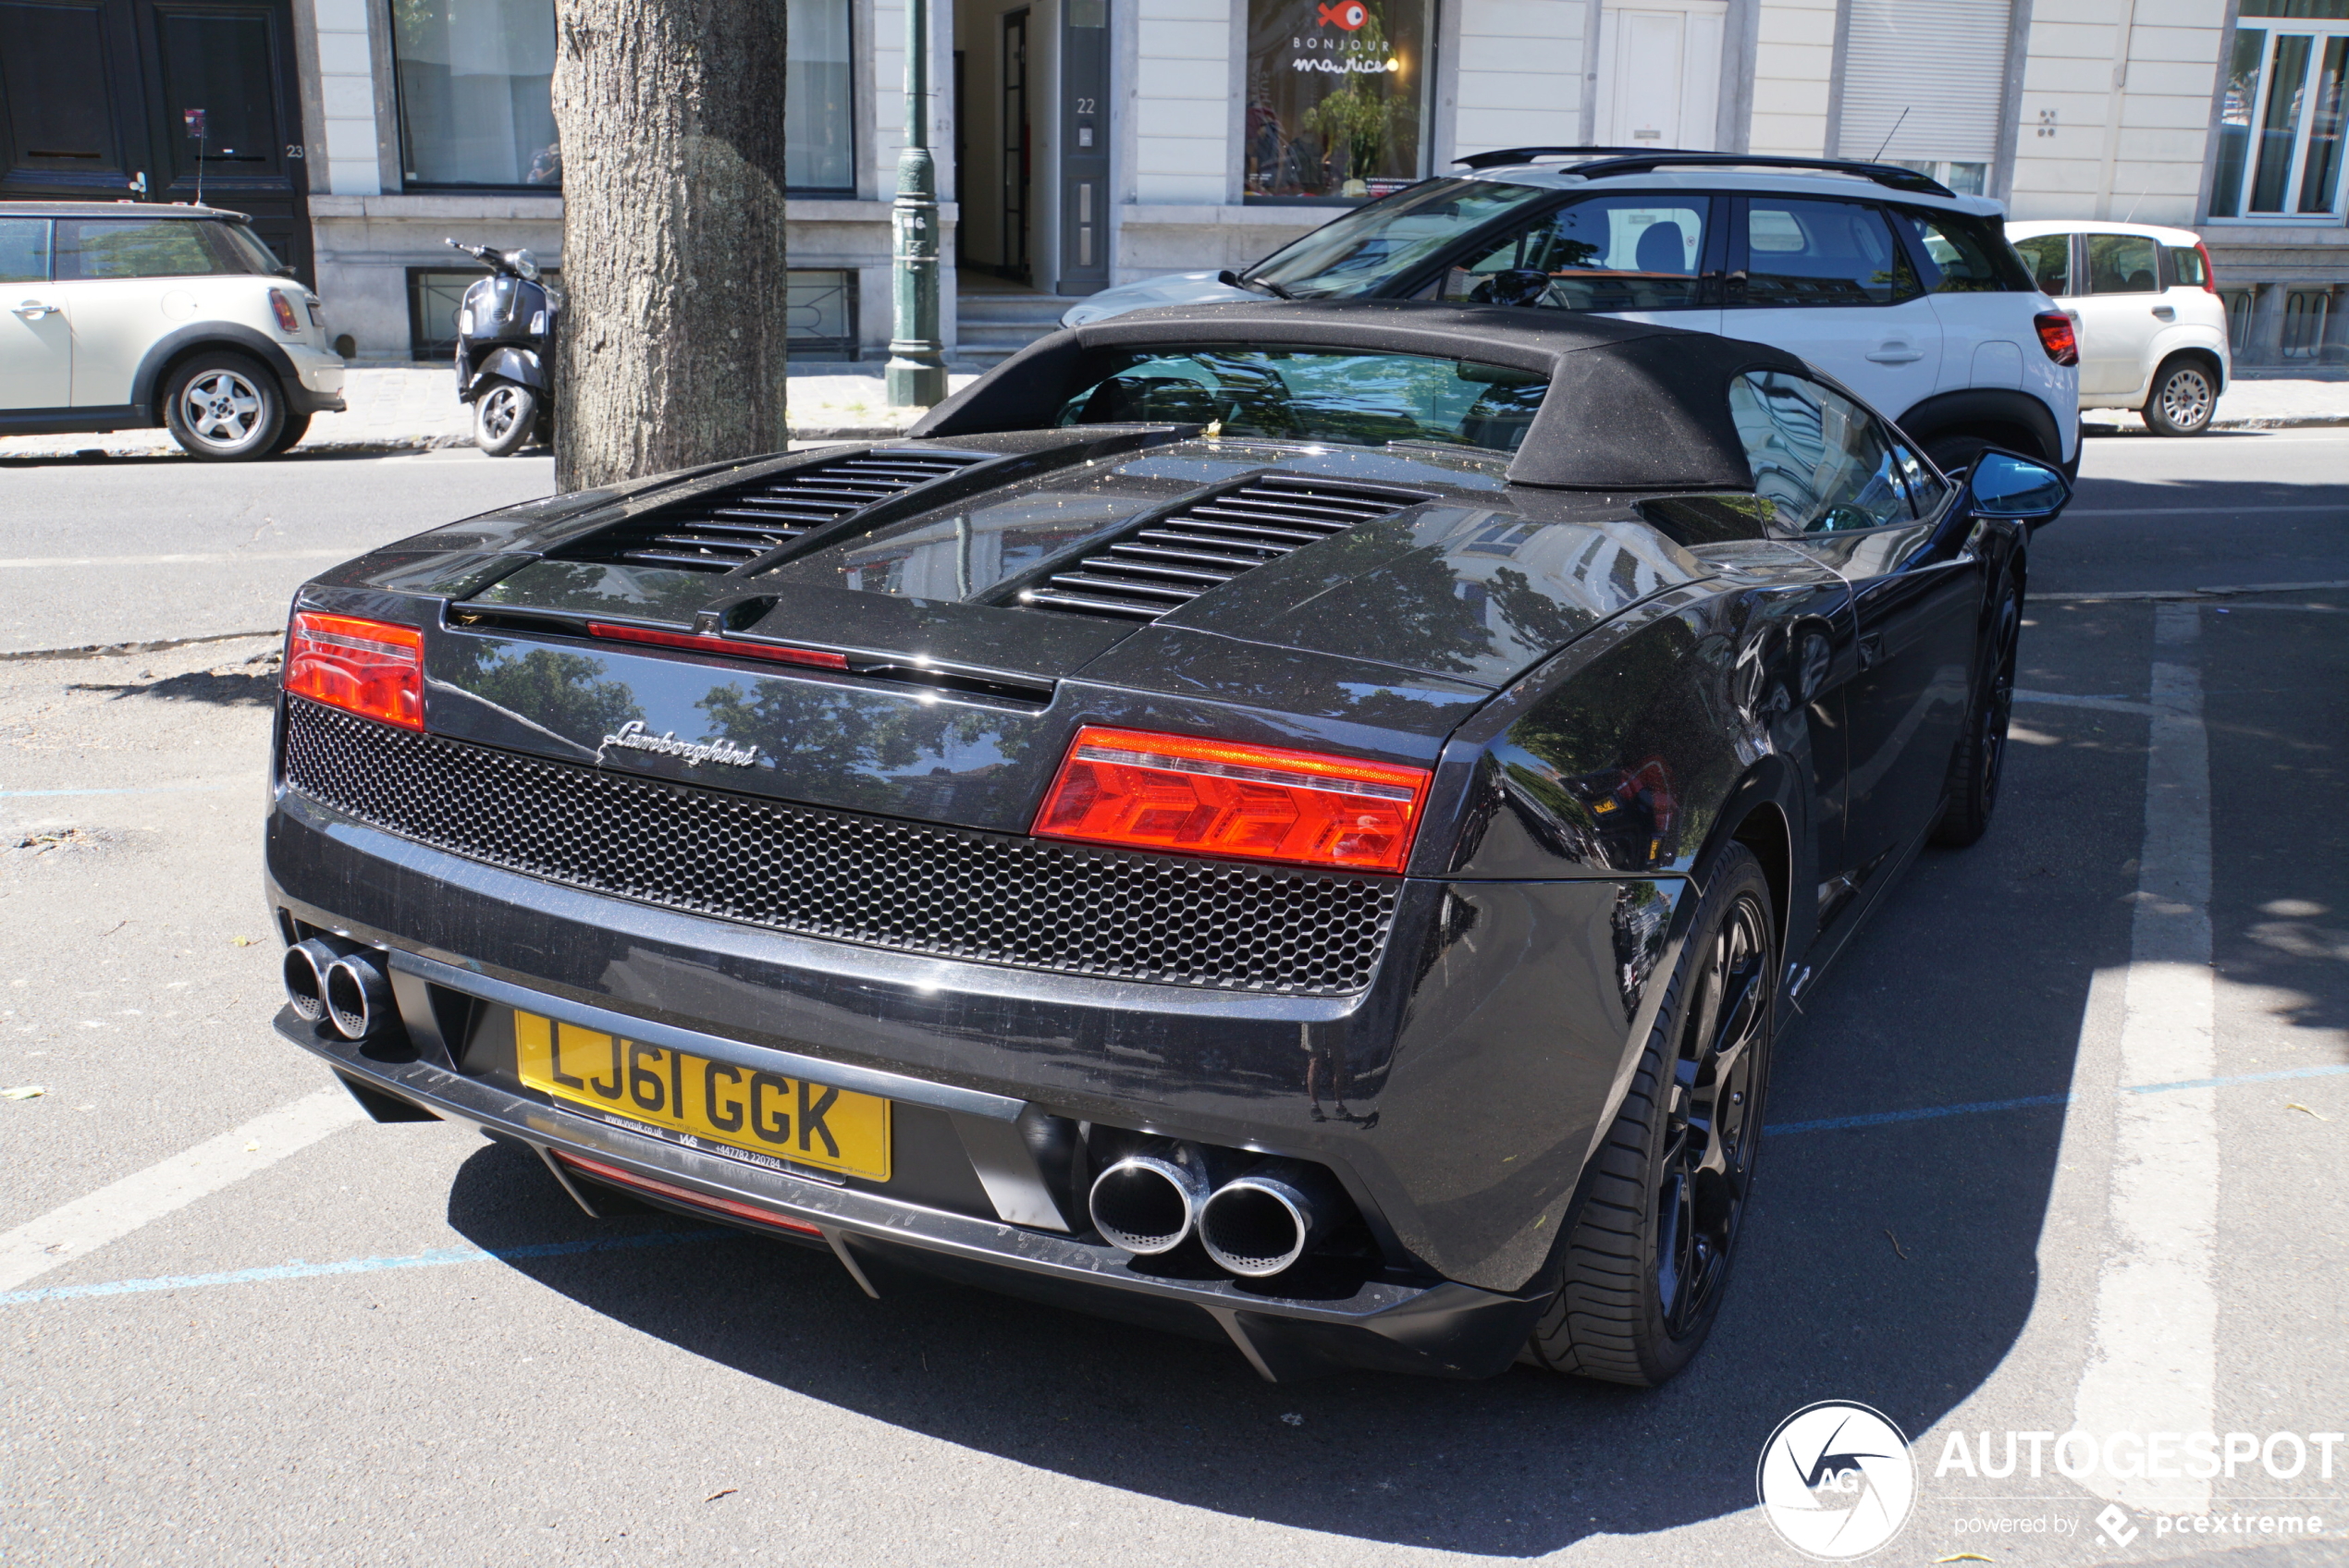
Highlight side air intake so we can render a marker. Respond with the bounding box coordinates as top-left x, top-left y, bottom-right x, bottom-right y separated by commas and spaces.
1016, 476, 1429, 621
555, 448, 990, 573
